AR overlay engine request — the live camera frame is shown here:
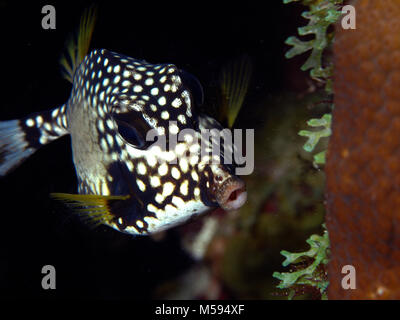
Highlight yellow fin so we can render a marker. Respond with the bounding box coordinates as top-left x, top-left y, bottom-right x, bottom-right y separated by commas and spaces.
60, 5, 98, 83
50, 193, 129, 228
219, 55, 253, 128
